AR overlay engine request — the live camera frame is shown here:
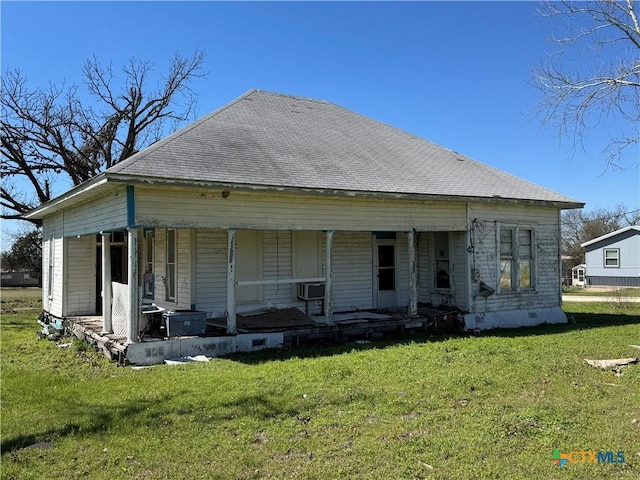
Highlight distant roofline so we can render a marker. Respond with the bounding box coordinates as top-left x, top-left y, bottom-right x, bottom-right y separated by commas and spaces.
580, 225, 640, 247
